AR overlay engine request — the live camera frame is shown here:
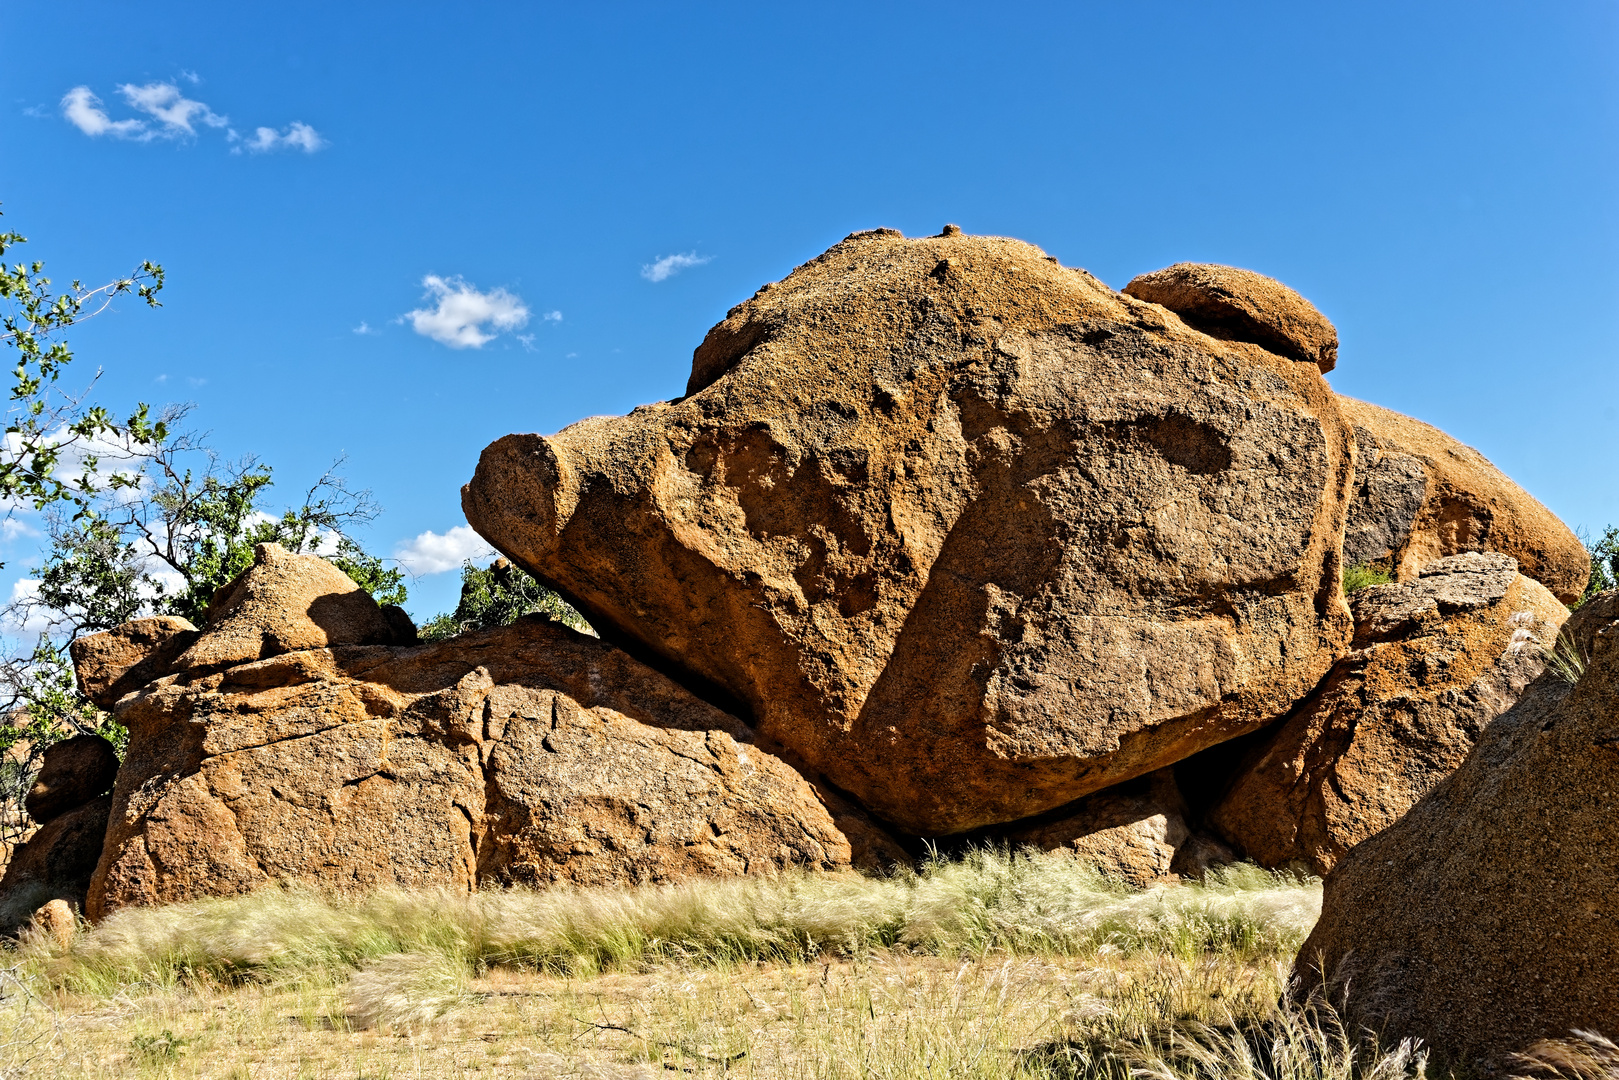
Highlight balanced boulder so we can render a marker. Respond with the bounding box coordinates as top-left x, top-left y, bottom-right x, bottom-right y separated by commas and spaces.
0, 795, 112, 932
1211, 553, 1566, 873
1339, 397, 1588, 604
173, 542, 404, 670
1123, 262, 1339, 373
464, 229, 1357, 834
1293, 592, 1619, 1066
